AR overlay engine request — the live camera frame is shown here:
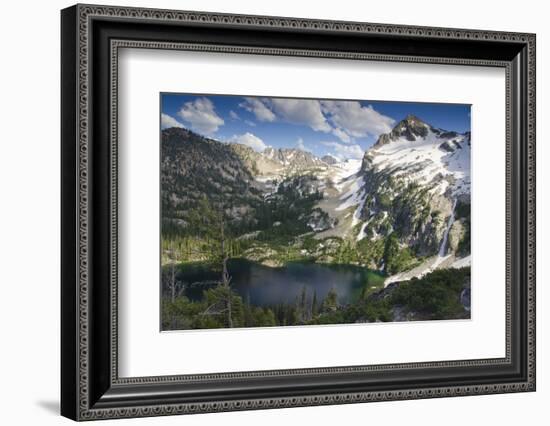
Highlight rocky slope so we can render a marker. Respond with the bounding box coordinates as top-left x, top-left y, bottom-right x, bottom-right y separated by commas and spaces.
161, 127, 263, 232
